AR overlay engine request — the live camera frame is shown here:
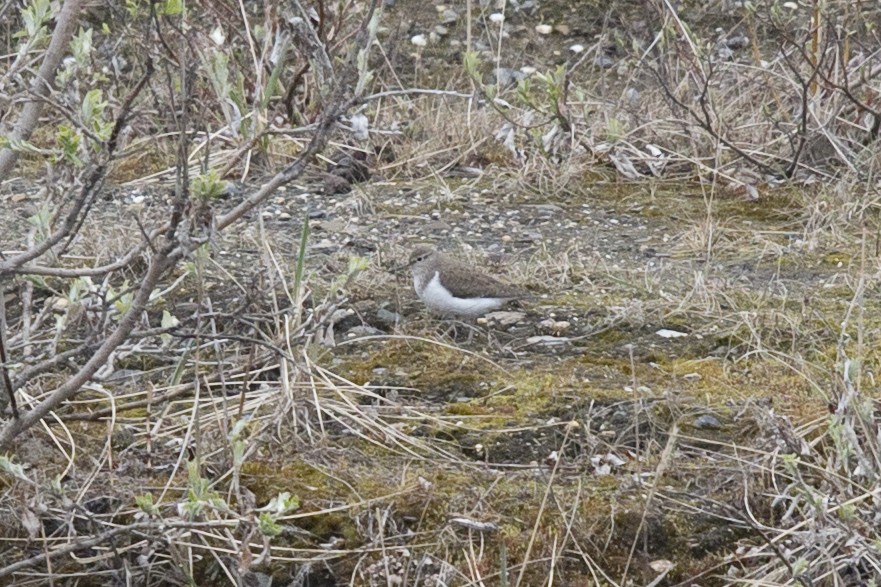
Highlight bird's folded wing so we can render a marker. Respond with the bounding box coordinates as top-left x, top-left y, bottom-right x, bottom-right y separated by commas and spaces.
441, 269, 529, 299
